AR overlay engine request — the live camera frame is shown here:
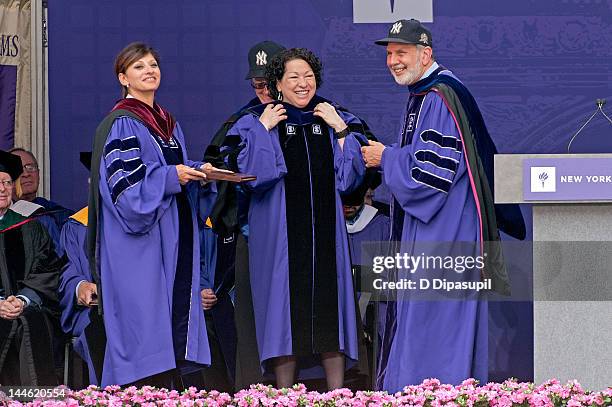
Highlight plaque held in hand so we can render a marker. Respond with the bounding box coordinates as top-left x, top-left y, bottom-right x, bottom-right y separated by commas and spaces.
200, 167, 257, 183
